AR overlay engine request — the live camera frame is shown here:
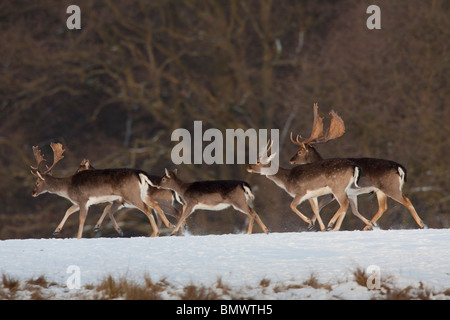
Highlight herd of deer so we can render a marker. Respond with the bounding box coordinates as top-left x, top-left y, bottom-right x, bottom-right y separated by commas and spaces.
30, 104, 425, 239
